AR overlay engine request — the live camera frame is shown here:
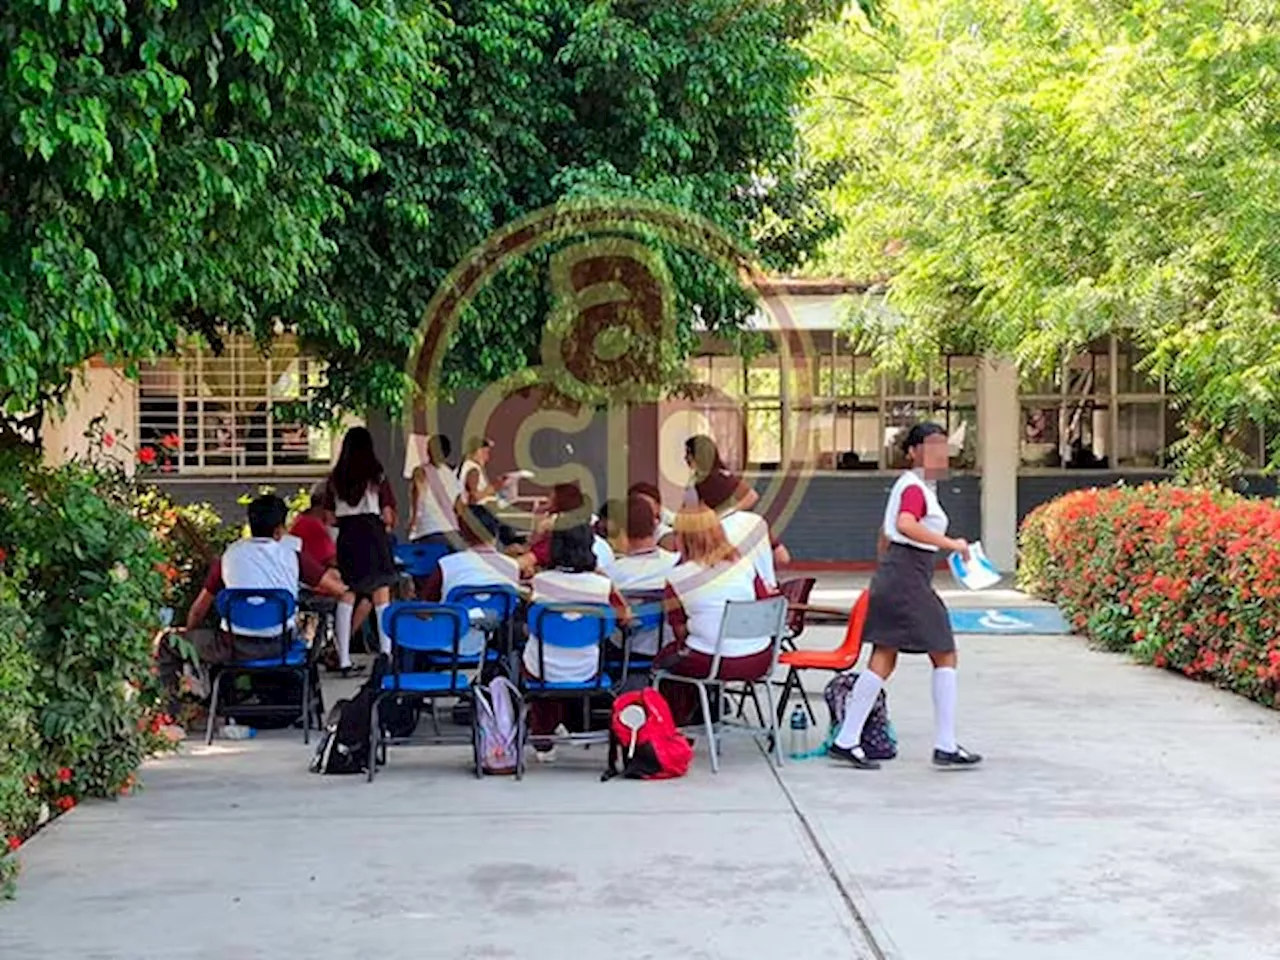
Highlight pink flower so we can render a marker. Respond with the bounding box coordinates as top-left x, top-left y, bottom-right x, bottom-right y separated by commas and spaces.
103, 432, 116, 448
